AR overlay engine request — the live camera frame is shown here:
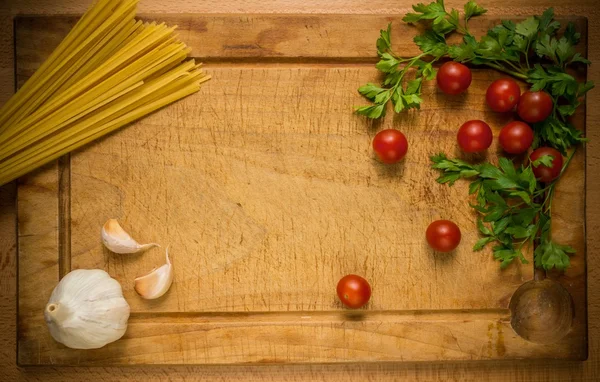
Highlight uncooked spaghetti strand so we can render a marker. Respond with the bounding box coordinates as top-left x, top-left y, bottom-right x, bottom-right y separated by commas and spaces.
0, 40, 187, 147
0, 0, 139, 130
26, 23, 175, 123
0, 17, 141, 143
0, 23, 173, 143
0, 65, 206, 172
0, 81, 147, 169
0, 0, 123, 126
0, 45, 190, 156
0, 61, 202, 169
0, 83, 201, 185
0, 80, 145, 162
0, 0, 211, 186
0, 0, 134, 130
52, 11, 139, 99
